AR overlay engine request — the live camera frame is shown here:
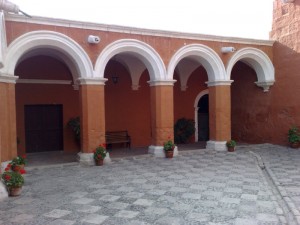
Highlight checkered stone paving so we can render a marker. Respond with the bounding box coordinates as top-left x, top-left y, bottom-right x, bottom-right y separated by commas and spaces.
0, 148, 287, 224
249, 144, 300, 224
